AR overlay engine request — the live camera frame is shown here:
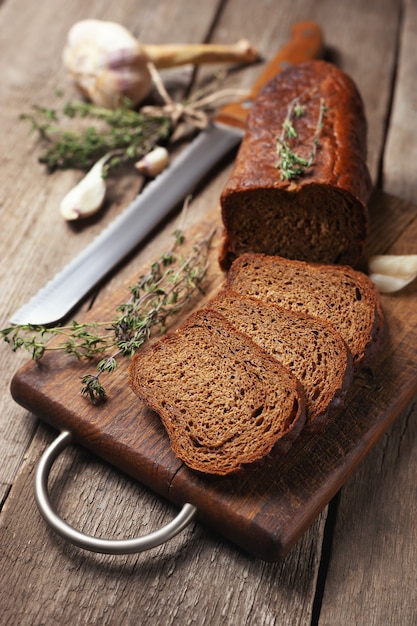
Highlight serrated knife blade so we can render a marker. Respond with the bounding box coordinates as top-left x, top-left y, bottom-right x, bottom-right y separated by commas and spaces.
11, 21, 323, 326
11, 125, 242, 326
